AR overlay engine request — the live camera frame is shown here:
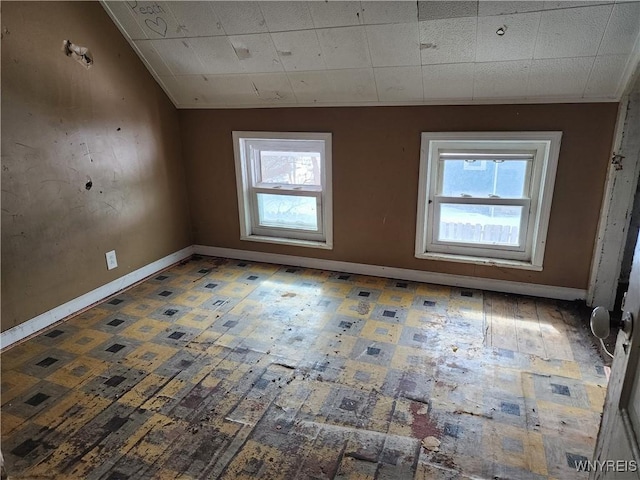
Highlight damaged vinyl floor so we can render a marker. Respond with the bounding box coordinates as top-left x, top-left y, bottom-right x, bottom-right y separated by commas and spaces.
1, 256, 608, 479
